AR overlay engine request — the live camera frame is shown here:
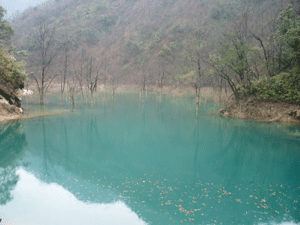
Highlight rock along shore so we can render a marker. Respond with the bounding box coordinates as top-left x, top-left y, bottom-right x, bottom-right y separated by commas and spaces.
219, 100, 300, 124
0, 83, 24, 122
